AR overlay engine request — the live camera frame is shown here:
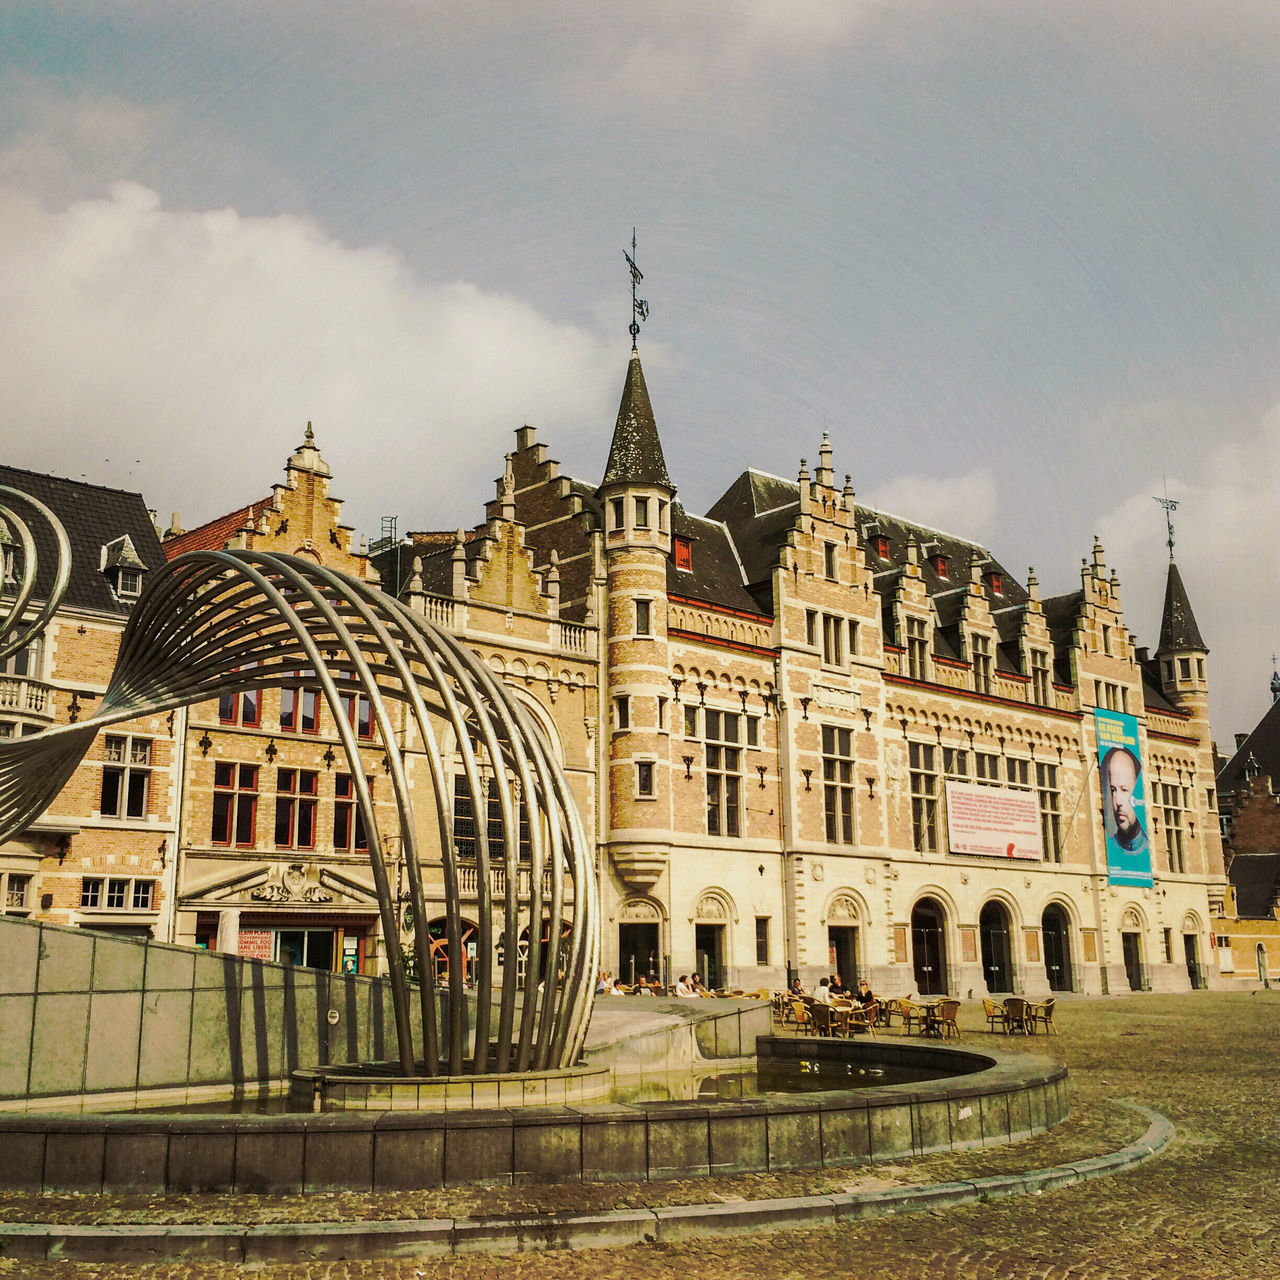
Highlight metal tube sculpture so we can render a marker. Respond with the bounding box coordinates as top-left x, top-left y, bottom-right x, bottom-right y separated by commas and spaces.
0, 487, 598, 1077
